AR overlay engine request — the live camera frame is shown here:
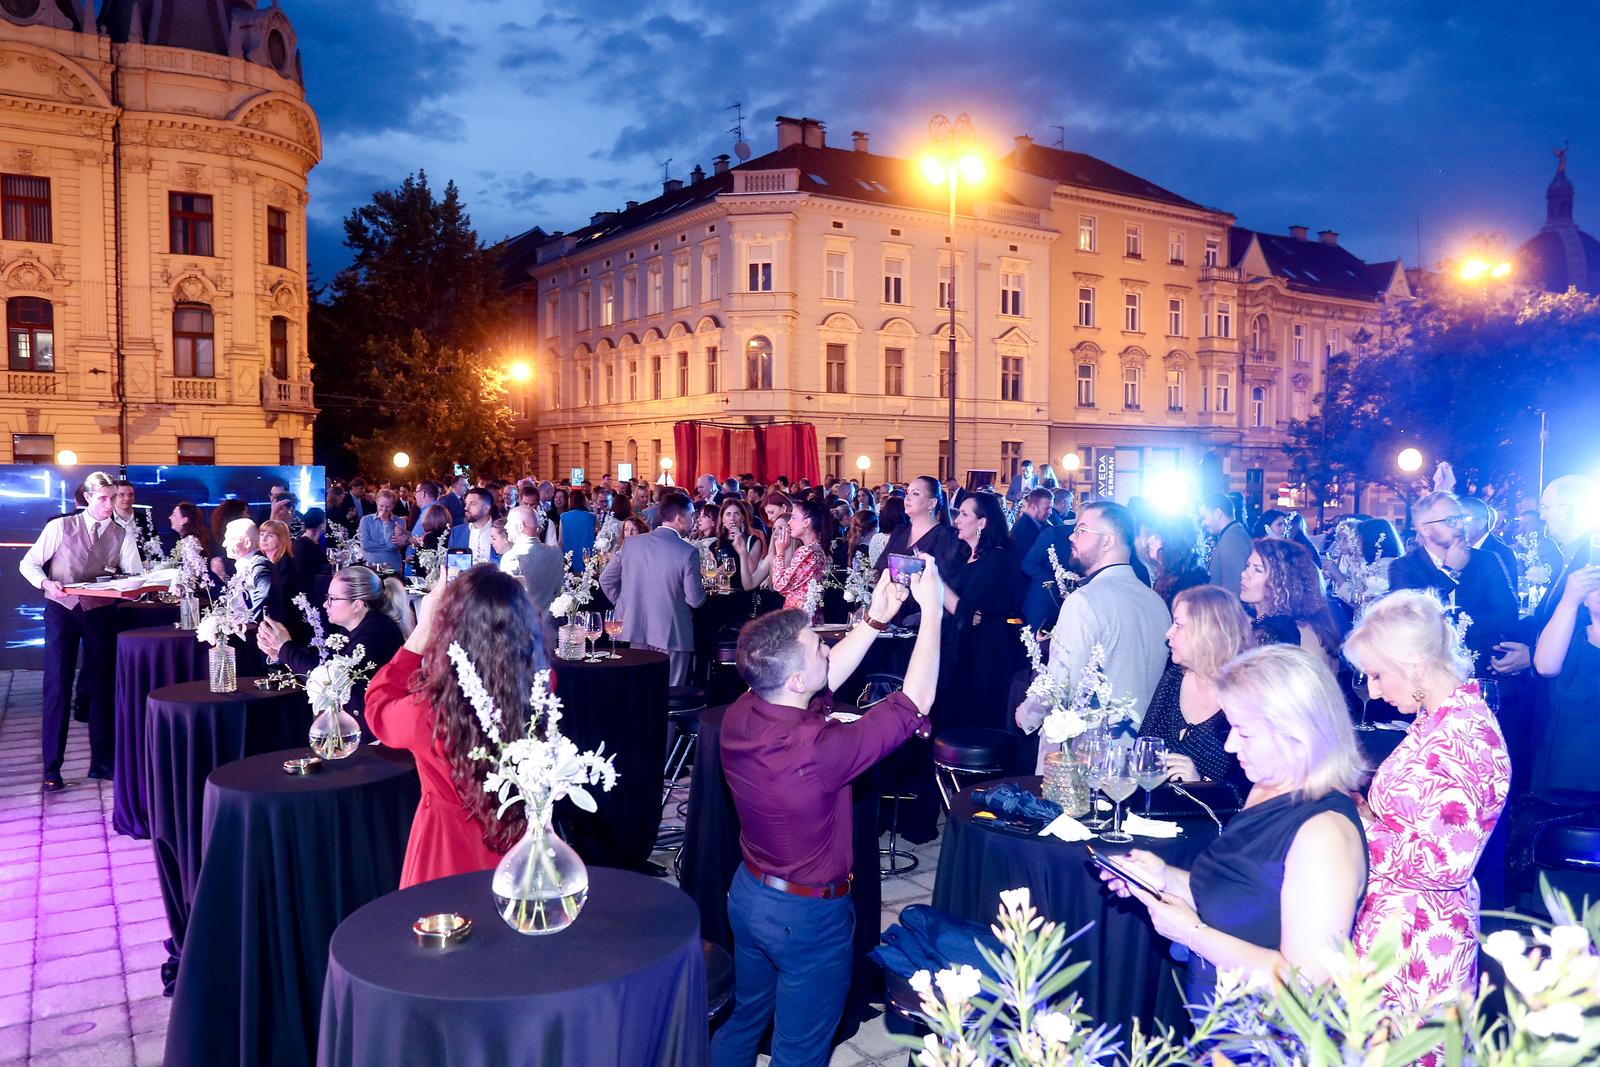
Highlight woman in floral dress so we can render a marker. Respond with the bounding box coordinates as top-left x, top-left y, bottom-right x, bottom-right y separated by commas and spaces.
769, 497, 831, 621
1343, 589, 1512, 1021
